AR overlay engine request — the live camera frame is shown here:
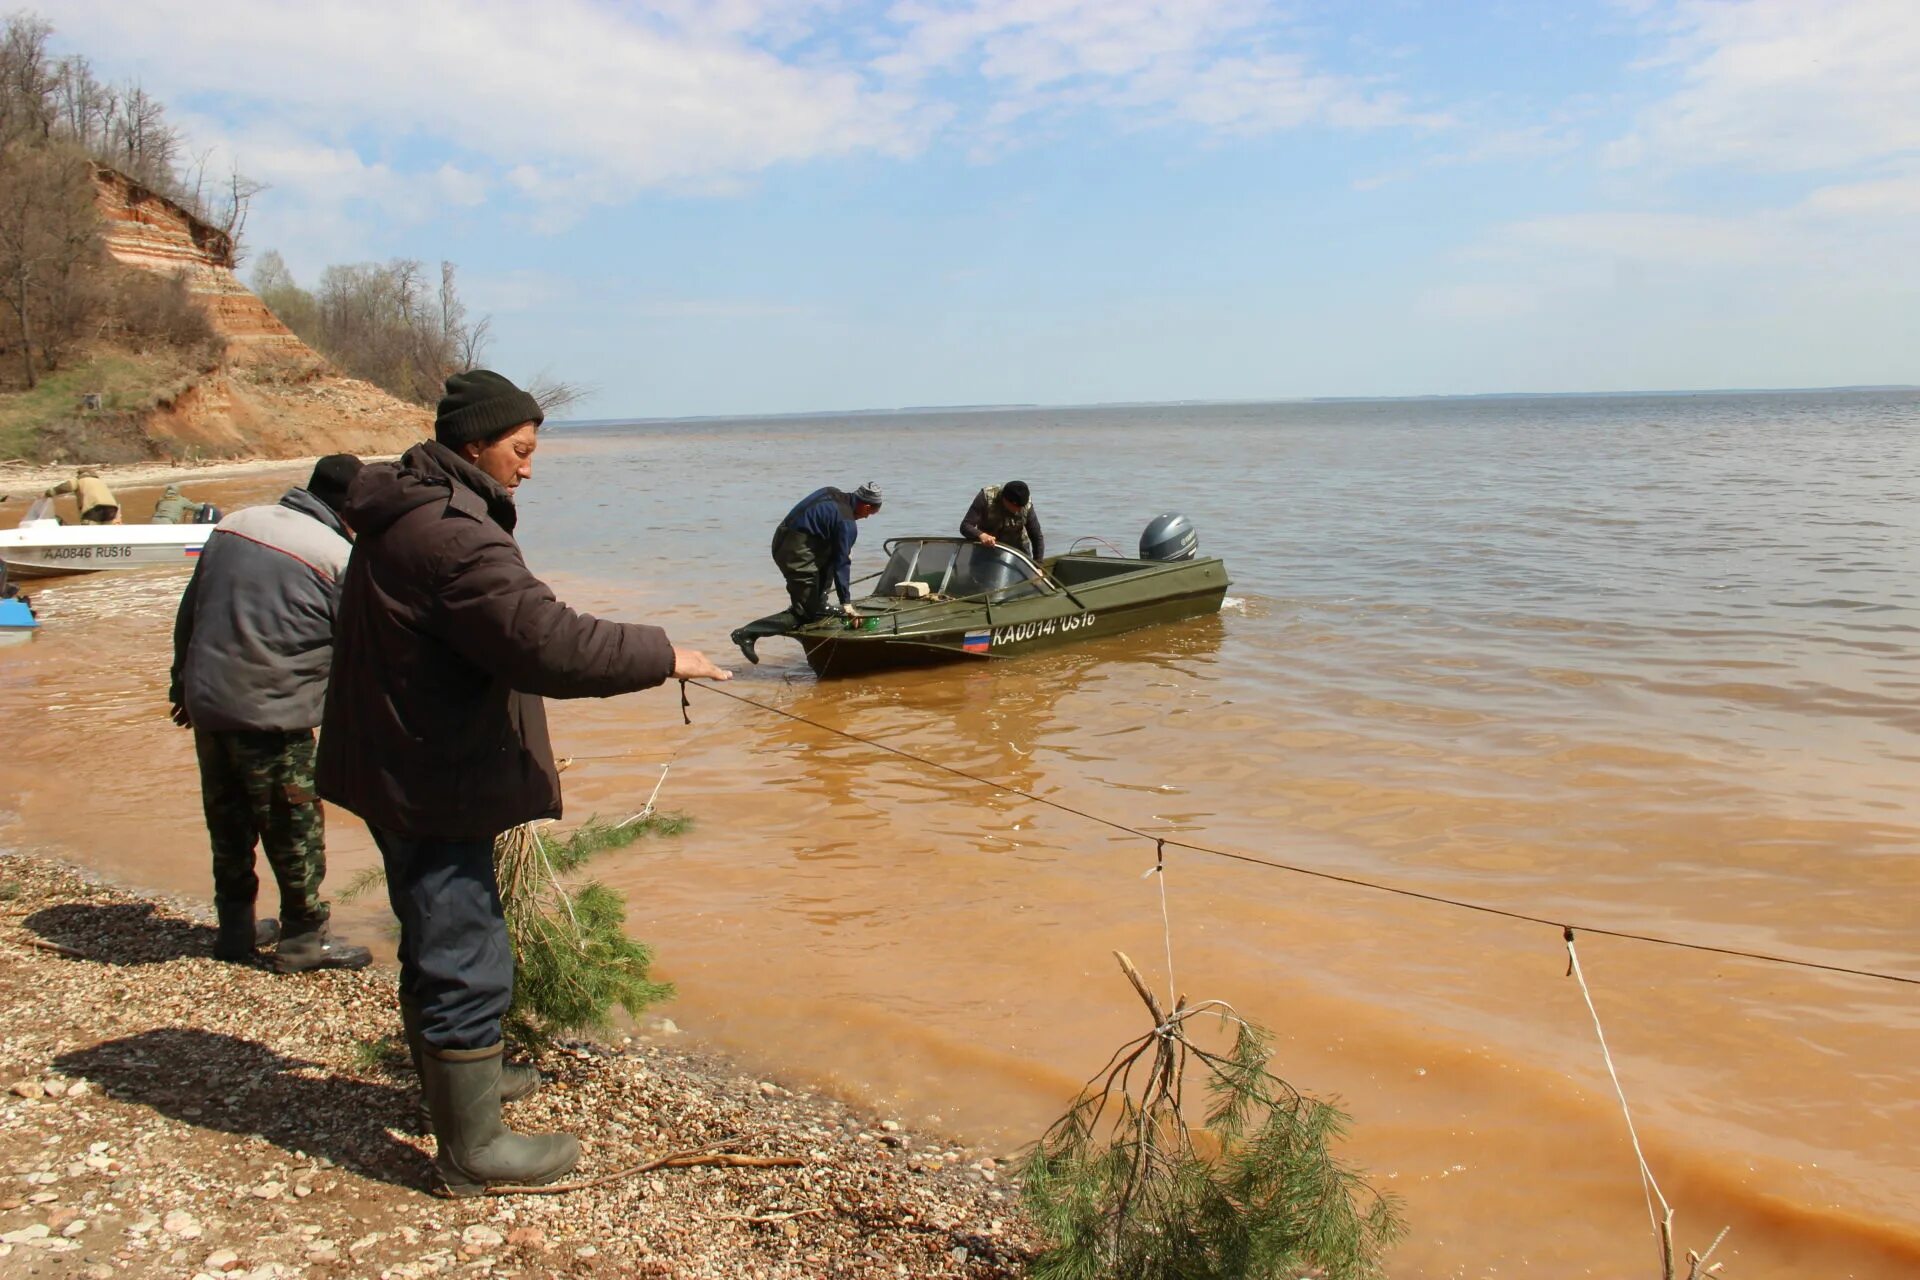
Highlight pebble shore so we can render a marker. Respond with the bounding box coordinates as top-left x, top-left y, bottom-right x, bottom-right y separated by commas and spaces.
0, 853, 1038, 1278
